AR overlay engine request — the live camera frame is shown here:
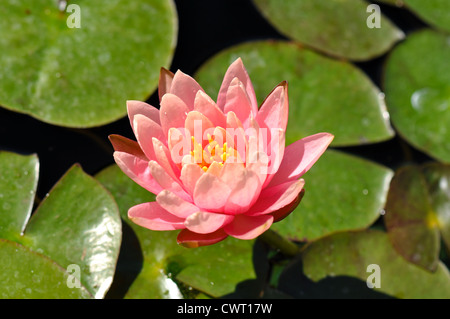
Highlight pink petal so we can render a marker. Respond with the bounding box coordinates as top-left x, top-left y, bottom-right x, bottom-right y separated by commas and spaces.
177, 229, 228, 248
185, 111, 214, 147
217, 58, 258, 114
168, 127, 191, 166
170, 70, 204, 109
271, 189, 305, 222
113, 151, 162, 195
158, 67, 174, 101
128, 202, 185, 231
152, 137, 180, 181
263, 128, 286, 183
193, 173, 232, 211
247, 180, 305, 216
127, 100, 160, 130
156, 190, 199, 218
194, 90, 226, 128
224, 214, 273, 240
160, 93, 190, 138
226, 112, 247, 159
133, 114, 165, 161
256, 81, 288, 132
185, 211, 234, 234
180, 163, 204, 195
148, 160, 191, 202
223, 78, 253, 127
268, 133, 334, 187
220, 164, 262, 214
109, 134, 147, 161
